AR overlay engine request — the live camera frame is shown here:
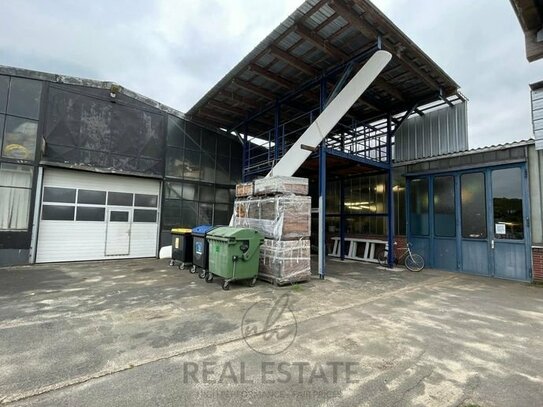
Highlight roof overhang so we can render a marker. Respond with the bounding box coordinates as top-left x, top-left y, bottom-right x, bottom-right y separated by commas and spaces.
187, 0, 460, 135
510, 0, 543, 62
